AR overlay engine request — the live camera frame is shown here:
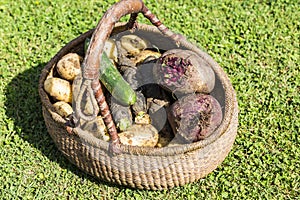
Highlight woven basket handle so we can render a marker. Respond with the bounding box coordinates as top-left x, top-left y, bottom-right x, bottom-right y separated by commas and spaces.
83, 0, 182, 80
82, 0, 143, 80
76, 0, 183, 153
